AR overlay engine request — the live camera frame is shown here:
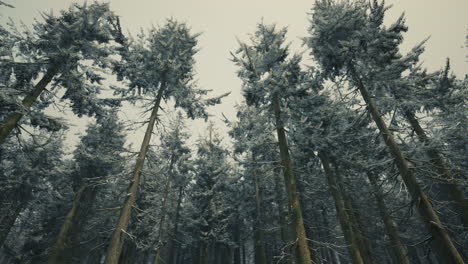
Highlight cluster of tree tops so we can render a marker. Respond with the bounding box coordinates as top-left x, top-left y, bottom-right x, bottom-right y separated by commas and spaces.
0, 1, 466, 263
